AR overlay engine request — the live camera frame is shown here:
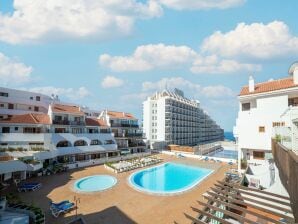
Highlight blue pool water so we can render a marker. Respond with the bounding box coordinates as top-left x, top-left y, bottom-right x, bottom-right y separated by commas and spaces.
74, 175, 117, 192
129, 163, 213, 194
206, 149, 238, 159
